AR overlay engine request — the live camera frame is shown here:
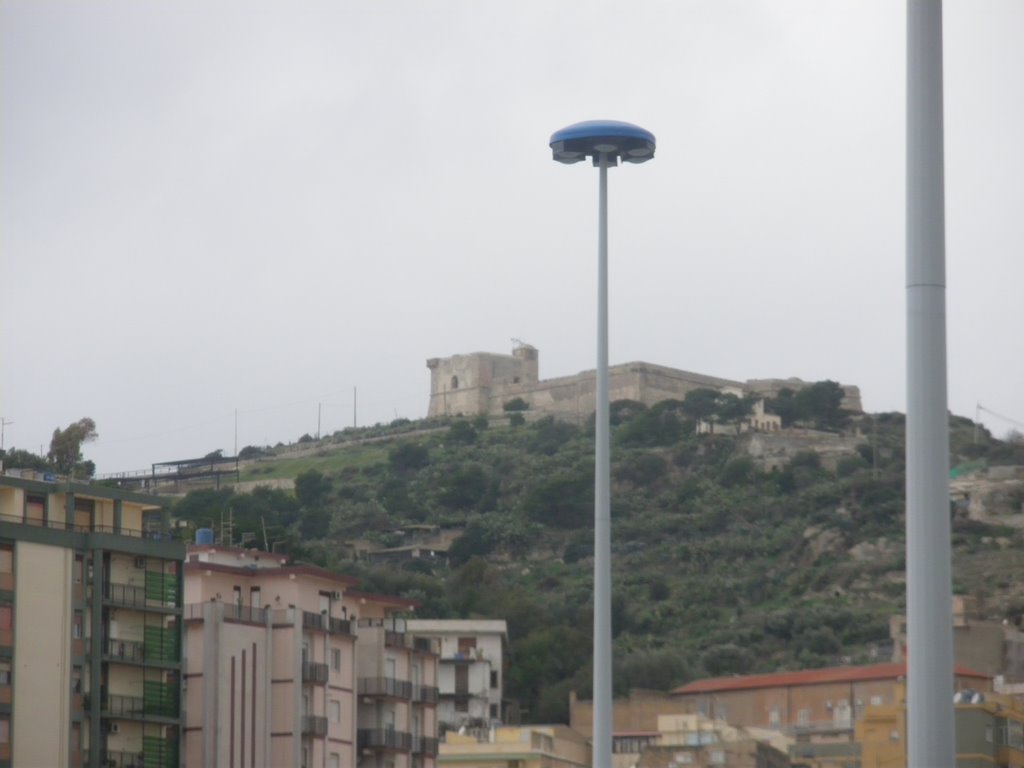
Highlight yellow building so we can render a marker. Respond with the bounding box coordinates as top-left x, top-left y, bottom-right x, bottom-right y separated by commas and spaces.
855, 685, 1024, 768
0, 475, 185, 768
439, 724, 590, 768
